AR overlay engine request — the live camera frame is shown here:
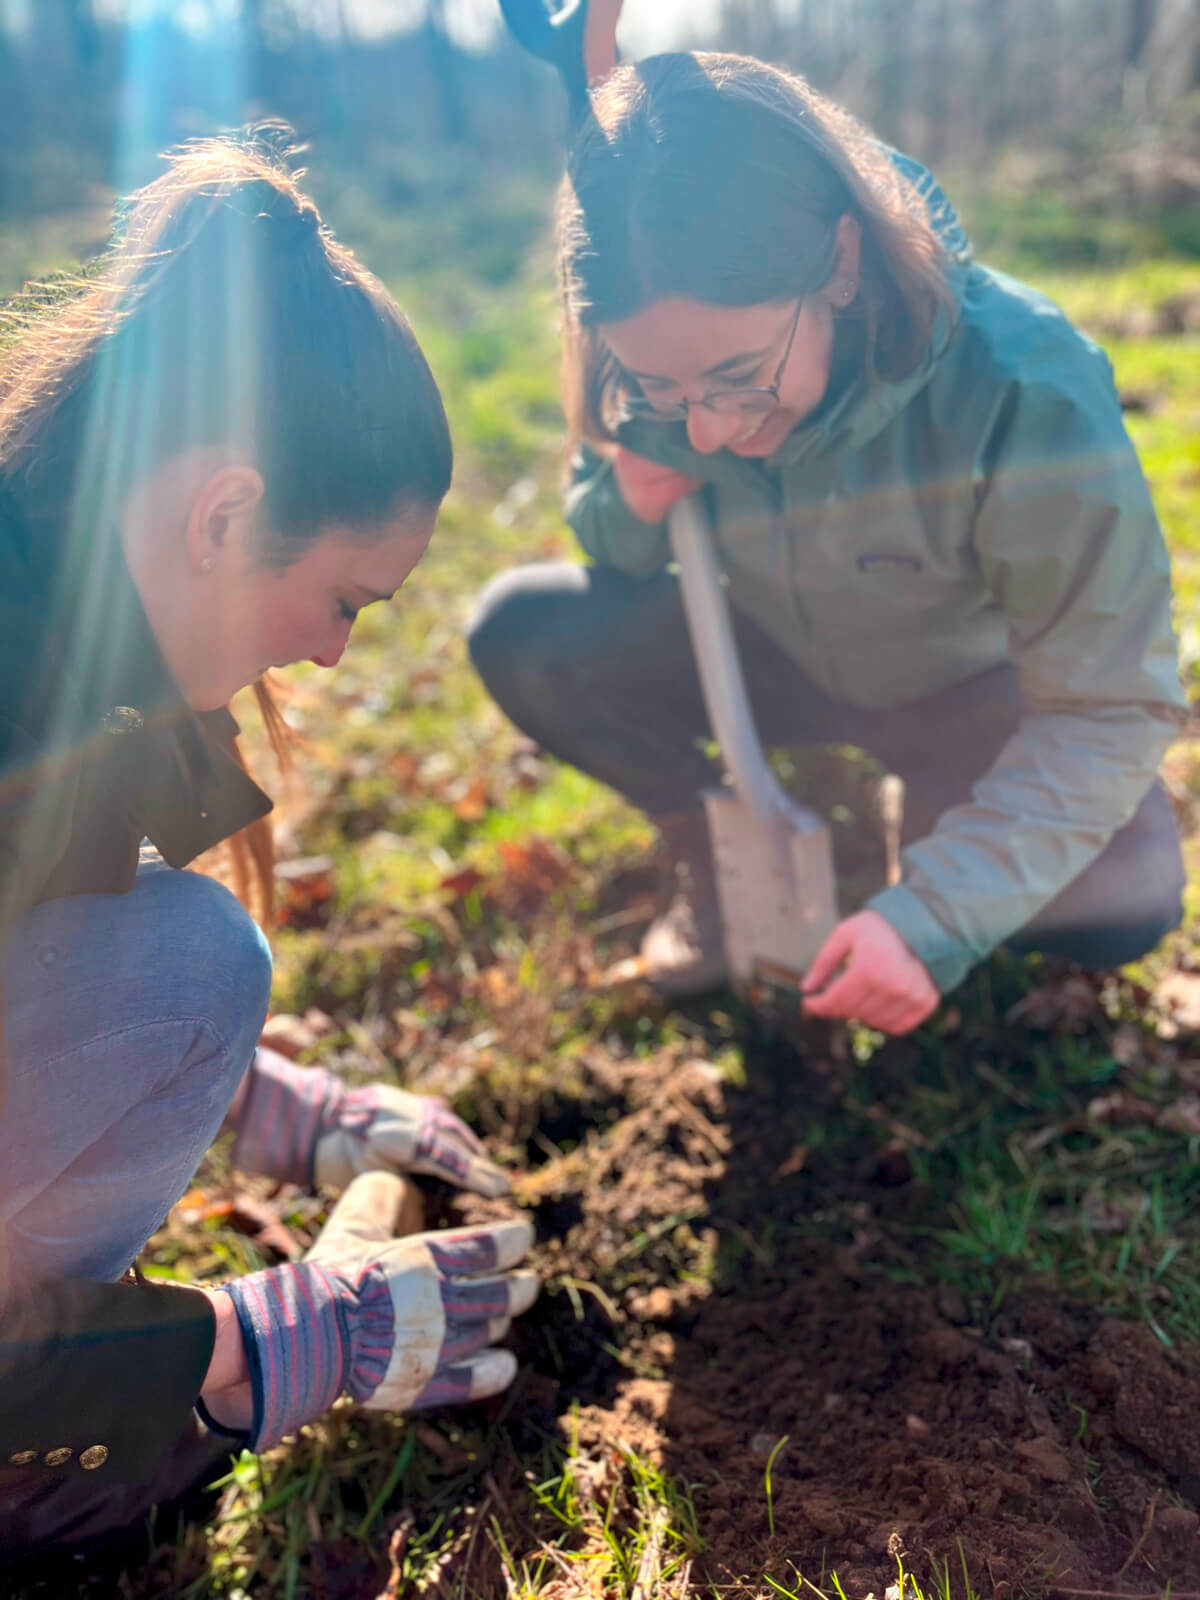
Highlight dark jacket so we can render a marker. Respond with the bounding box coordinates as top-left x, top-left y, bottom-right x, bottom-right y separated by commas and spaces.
0, 489, 271, 1488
